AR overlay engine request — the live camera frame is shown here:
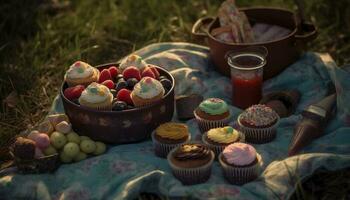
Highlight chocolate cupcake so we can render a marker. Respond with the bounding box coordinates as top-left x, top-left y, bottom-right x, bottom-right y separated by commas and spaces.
237, 104, 279, 143
151, 122, 191, 158
194, 98, 231, 133
219, 143, 262, 185
202, 126, 244, 157
167, 143, 215, 185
